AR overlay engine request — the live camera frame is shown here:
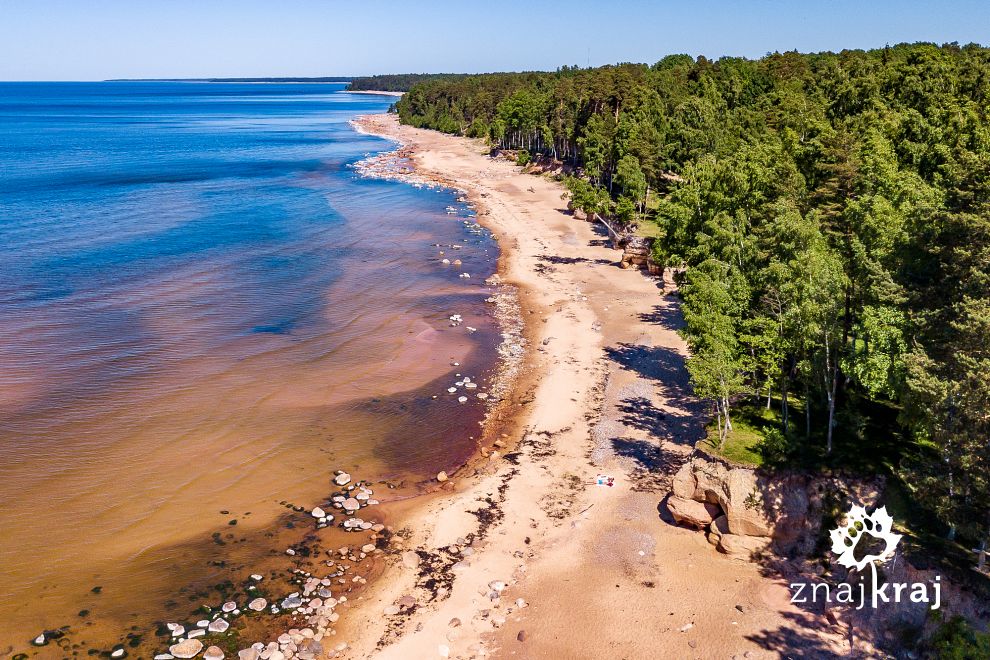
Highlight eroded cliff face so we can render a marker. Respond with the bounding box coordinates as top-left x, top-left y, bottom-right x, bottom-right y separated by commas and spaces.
666, 450, 883, 560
